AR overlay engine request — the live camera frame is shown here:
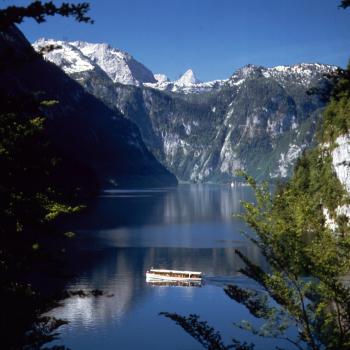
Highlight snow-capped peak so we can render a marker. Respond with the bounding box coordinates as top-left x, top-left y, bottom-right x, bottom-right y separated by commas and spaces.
33, 38, 95, 74
145, 68, 222, 94
228, 63, 337, 88
176, 69, 201, 85
33, 38, 156, 86
235, 64, 264, 79
262, 63, 337, 87
154, 73, 169, 83
70, 41, 156, 85
33, 38, 338, 95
